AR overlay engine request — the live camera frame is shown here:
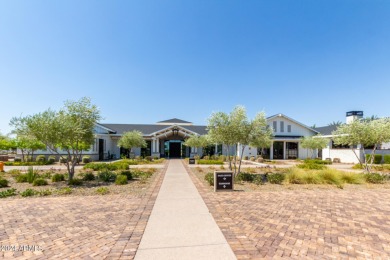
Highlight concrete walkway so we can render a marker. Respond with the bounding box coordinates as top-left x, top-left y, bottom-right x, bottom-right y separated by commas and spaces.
135, 159, 236, 260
